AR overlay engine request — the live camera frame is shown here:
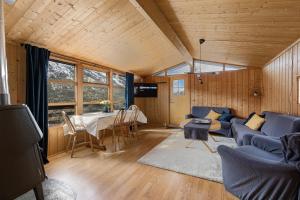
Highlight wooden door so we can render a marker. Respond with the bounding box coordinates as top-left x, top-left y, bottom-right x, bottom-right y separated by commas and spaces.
169, 74, 190, 126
